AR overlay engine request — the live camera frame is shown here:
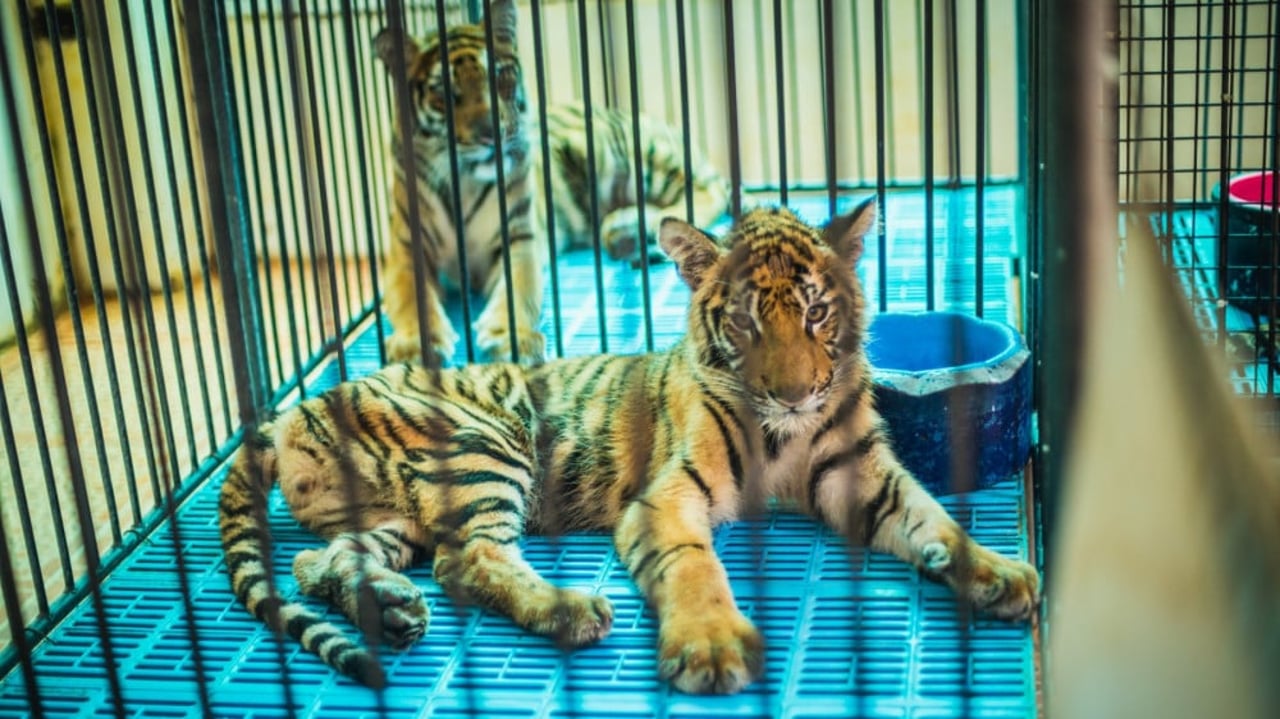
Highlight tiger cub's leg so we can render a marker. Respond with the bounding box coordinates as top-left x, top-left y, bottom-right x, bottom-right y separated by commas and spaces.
292, 517, 431, 650
432, 538, 613, 648
383, 235, 459, 364
472, 238, 547, 364
808, 424, 1040, 621
615, 472, 765, 695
